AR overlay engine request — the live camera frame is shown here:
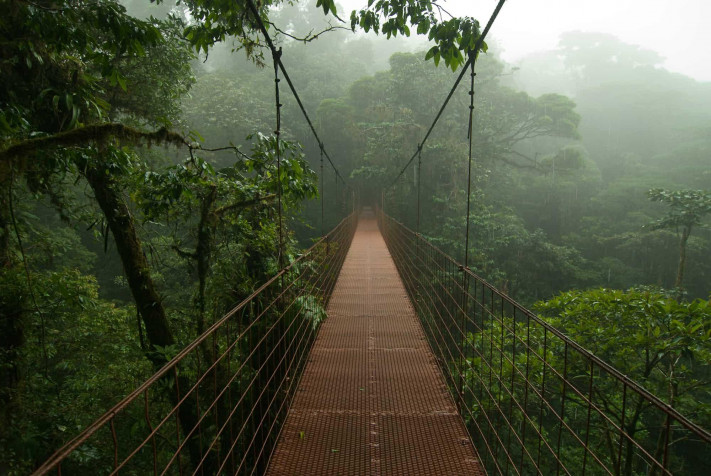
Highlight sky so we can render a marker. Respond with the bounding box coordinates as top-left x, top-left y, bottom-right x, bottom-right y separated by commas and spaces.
337, 0, 711, 82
